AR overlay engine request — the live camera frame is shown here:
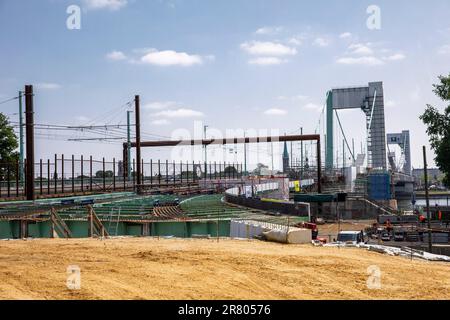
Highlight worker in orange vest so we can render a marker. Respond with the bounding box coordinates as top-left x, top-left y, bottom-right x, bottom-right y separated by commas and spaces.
385, 219, 392, 233
419, 215, 426, 224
